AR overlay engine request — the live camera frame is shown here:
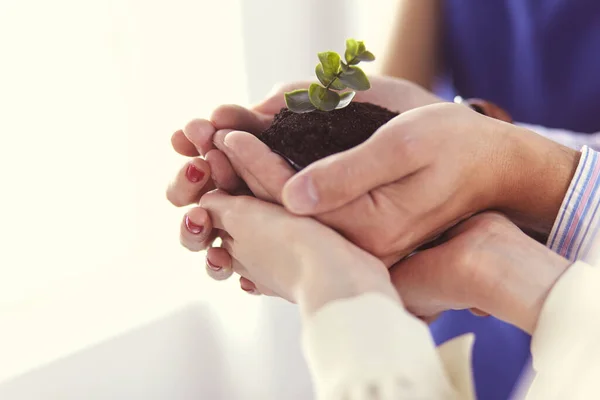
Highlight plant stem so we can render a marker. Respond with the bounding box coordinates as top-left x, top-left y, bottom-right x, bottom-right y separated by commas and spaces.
325, 57, 357, 91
